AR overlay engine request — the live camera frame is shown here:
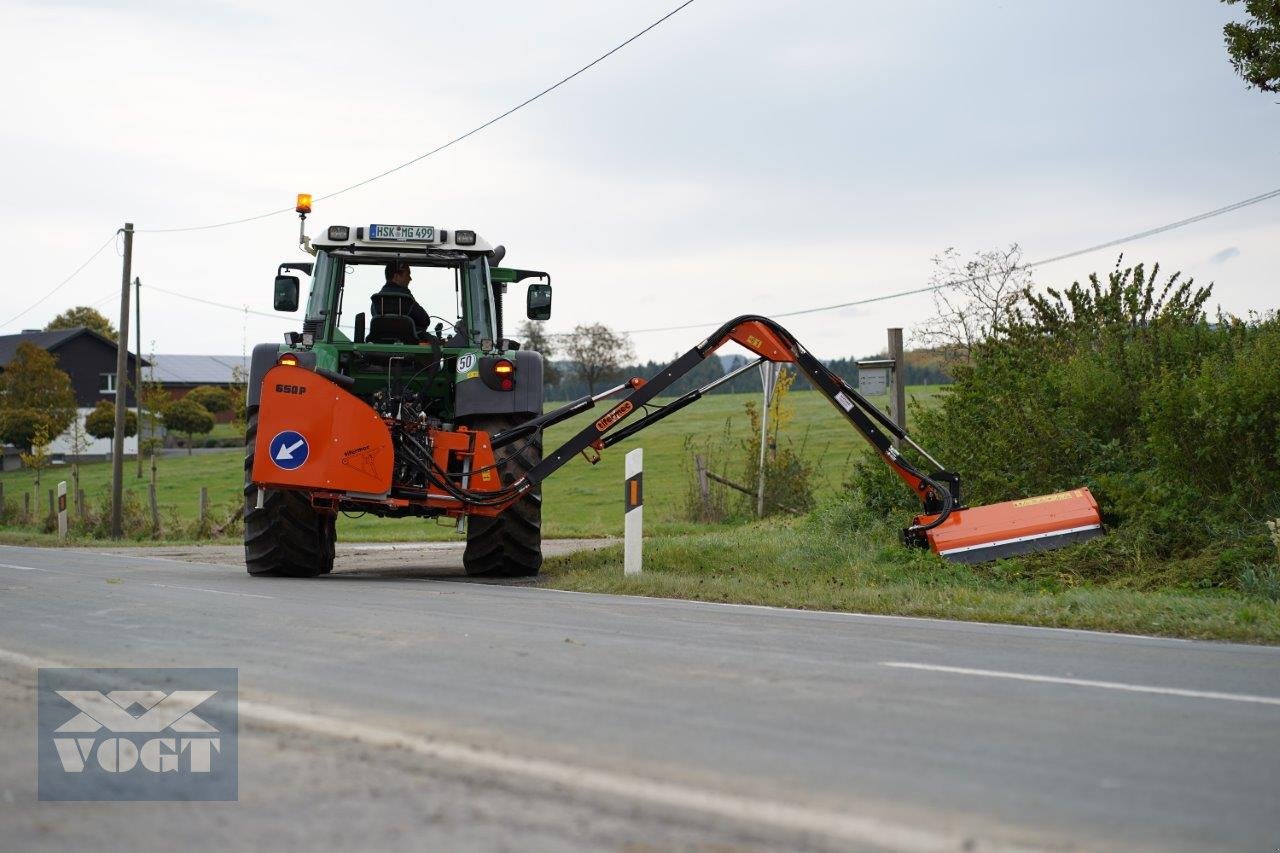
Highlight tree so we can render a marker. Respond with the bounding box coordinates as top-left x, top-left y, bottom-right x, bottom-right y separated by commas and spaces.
227, 365, 249, 439
163, 398, 214, 454
186, 385, 233, 415
0, 342, 77, 449
913, 244, 1032, 367
19, 424, 52, 493
45, 306, 117, 341
1222, 0, 1280, 93
139, 367, 172, 457
85, 399, 138, 440
517, 319, 561, 388
563, 323, 635, 394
